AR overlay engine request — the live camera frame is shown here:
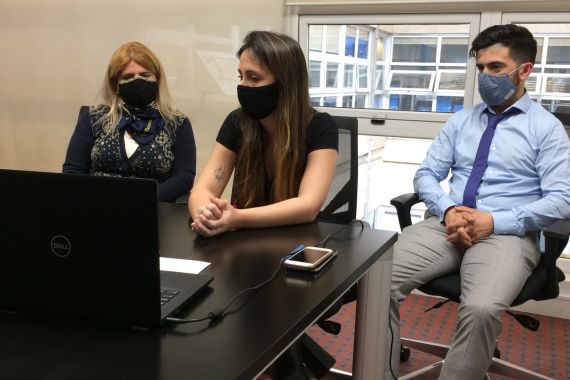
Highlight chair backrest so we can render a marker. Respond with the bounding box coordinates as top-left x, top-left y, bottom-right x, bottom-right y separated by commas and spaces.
317, 115, 358, 224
